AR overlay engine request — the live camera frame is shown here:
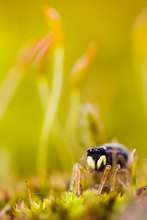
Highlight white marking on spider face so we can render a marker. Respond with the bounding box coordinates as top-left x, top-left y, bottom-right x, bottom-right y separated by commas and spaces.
97, 155, 106, 169
87, 156, 95, 170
